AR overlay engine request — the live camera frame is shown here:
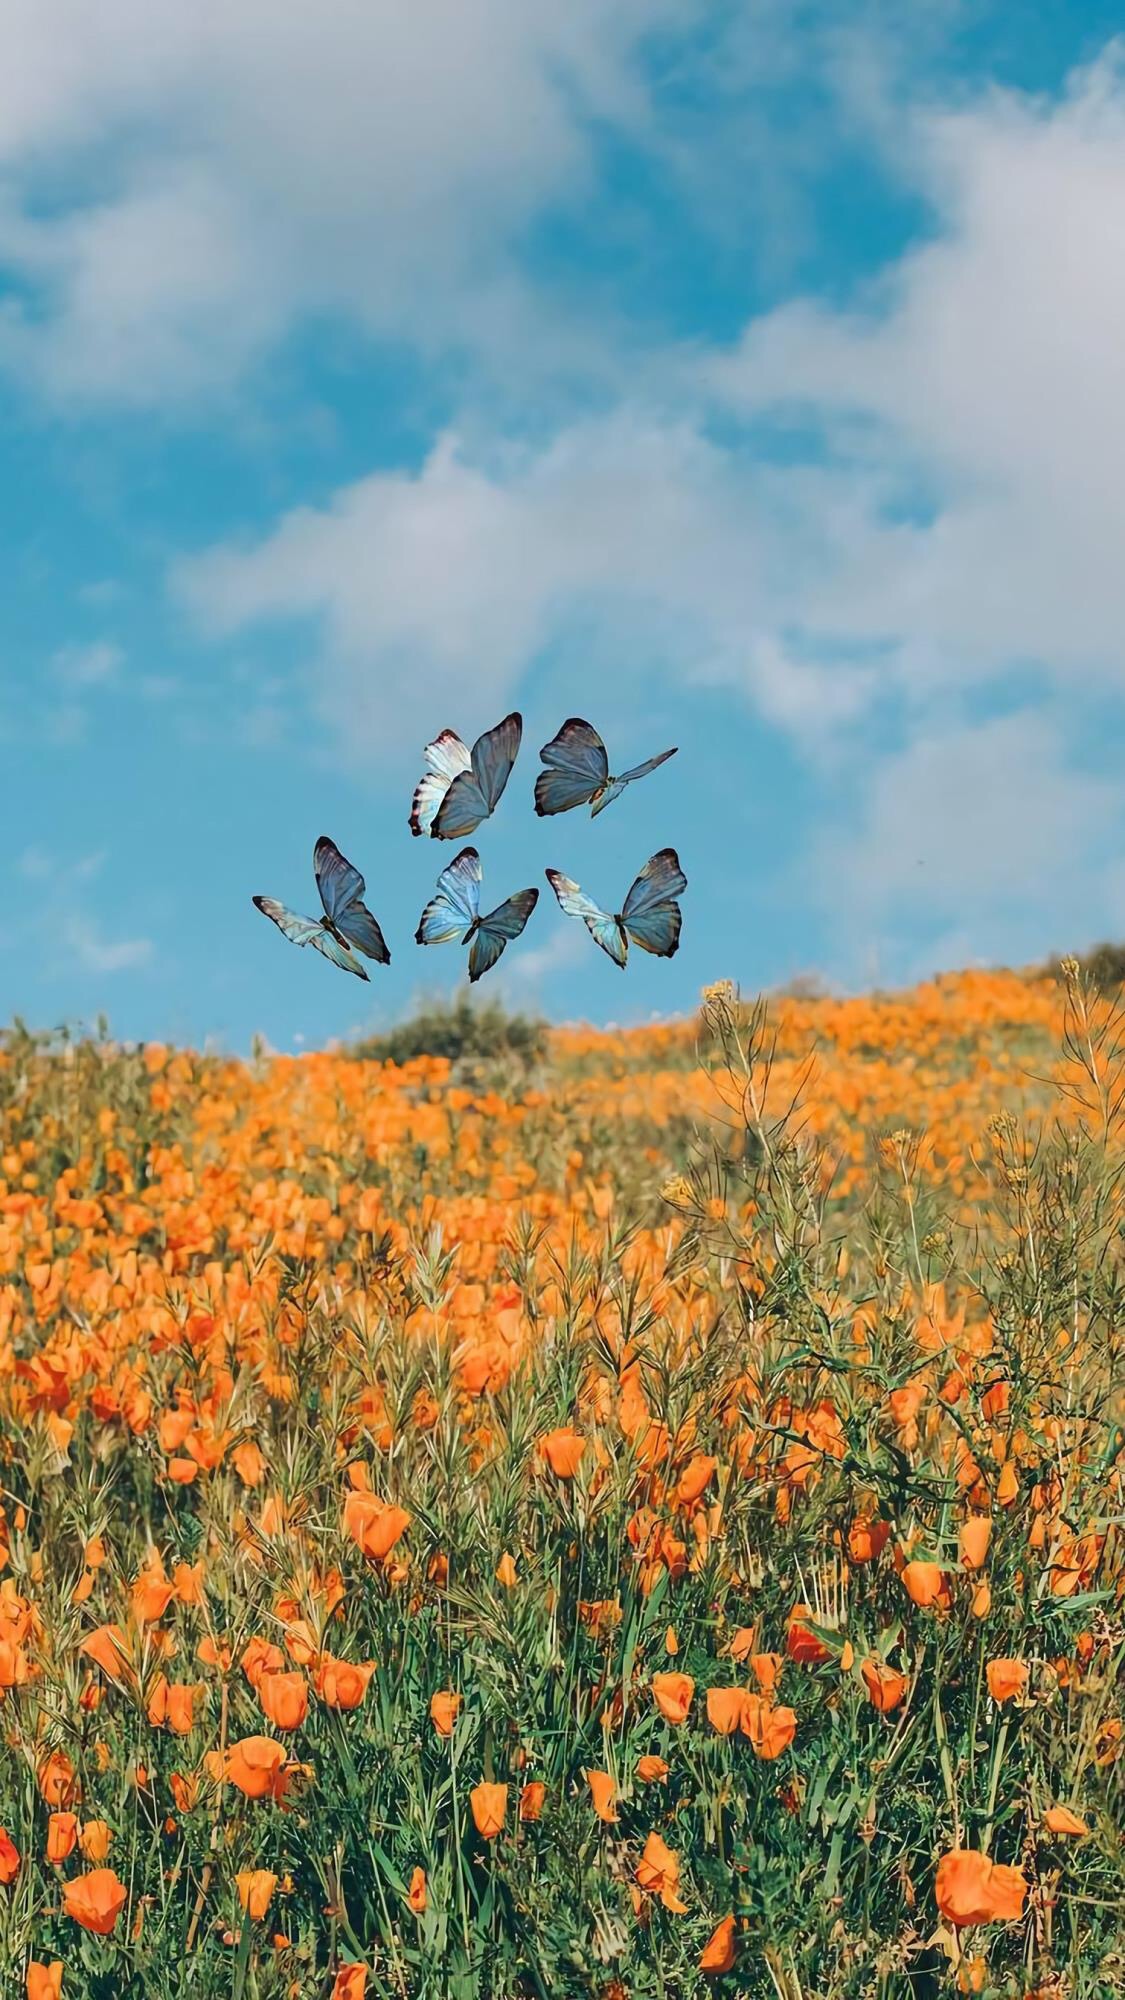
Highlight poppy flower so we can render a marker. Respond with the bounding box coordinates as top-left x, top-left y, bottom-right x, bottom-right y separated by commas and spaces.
740, 1695, 797, 1759
236, 1869, 278, 1919
38, 1752, 78, 1809
25, 1967, 63, 2000
147, 1676, 196, 1733
470, 1782, 507, 1839
342, 1493, 410, 1563
1044, 1806, 1088, 1836
495, 1553, 518, 1588
701, 1913, 737, 1973
652, 1671, 694, 1724
63, 1866, 128, 1934
675, 1454, 717, 1505
170, 1772, 199, 1813
986, 1659, 1028, 1705
225, 1736, 289, 1802
848, 1517, 891, 1564
0, 1827, 19, 1883
46, 1813, 79, 1864
749, 1652, 783, 1694
407, 1866, 427, 1913
901, 1561, 951, 1611
786, 1606, 832, 1665
636, 1755, 669, 1783
586, 1769, 618, 1822
242, 1637, 286, 1688
861, 1660, 908, 1713
429, 1690, 462, 1737
959, 1517, 991, 1570
317, 1656, 375, 1711
935, 1849, 1028, 1927
80, 1624, 131, 1682
539, 1429, 586, 1478
79, 1820, 113, 1863
519, 1781, 546, 1822
706, 1687, 746, 1736
330, 1971, 368, 2000
635, 1831, 688, 1913
258, 1671, 309, 1730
